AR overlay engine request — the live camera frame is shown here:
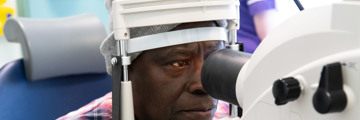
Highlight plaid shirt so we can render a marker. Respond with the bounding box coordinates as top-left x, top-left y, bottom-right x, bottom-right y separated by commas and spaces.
57, 92, 229, 120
